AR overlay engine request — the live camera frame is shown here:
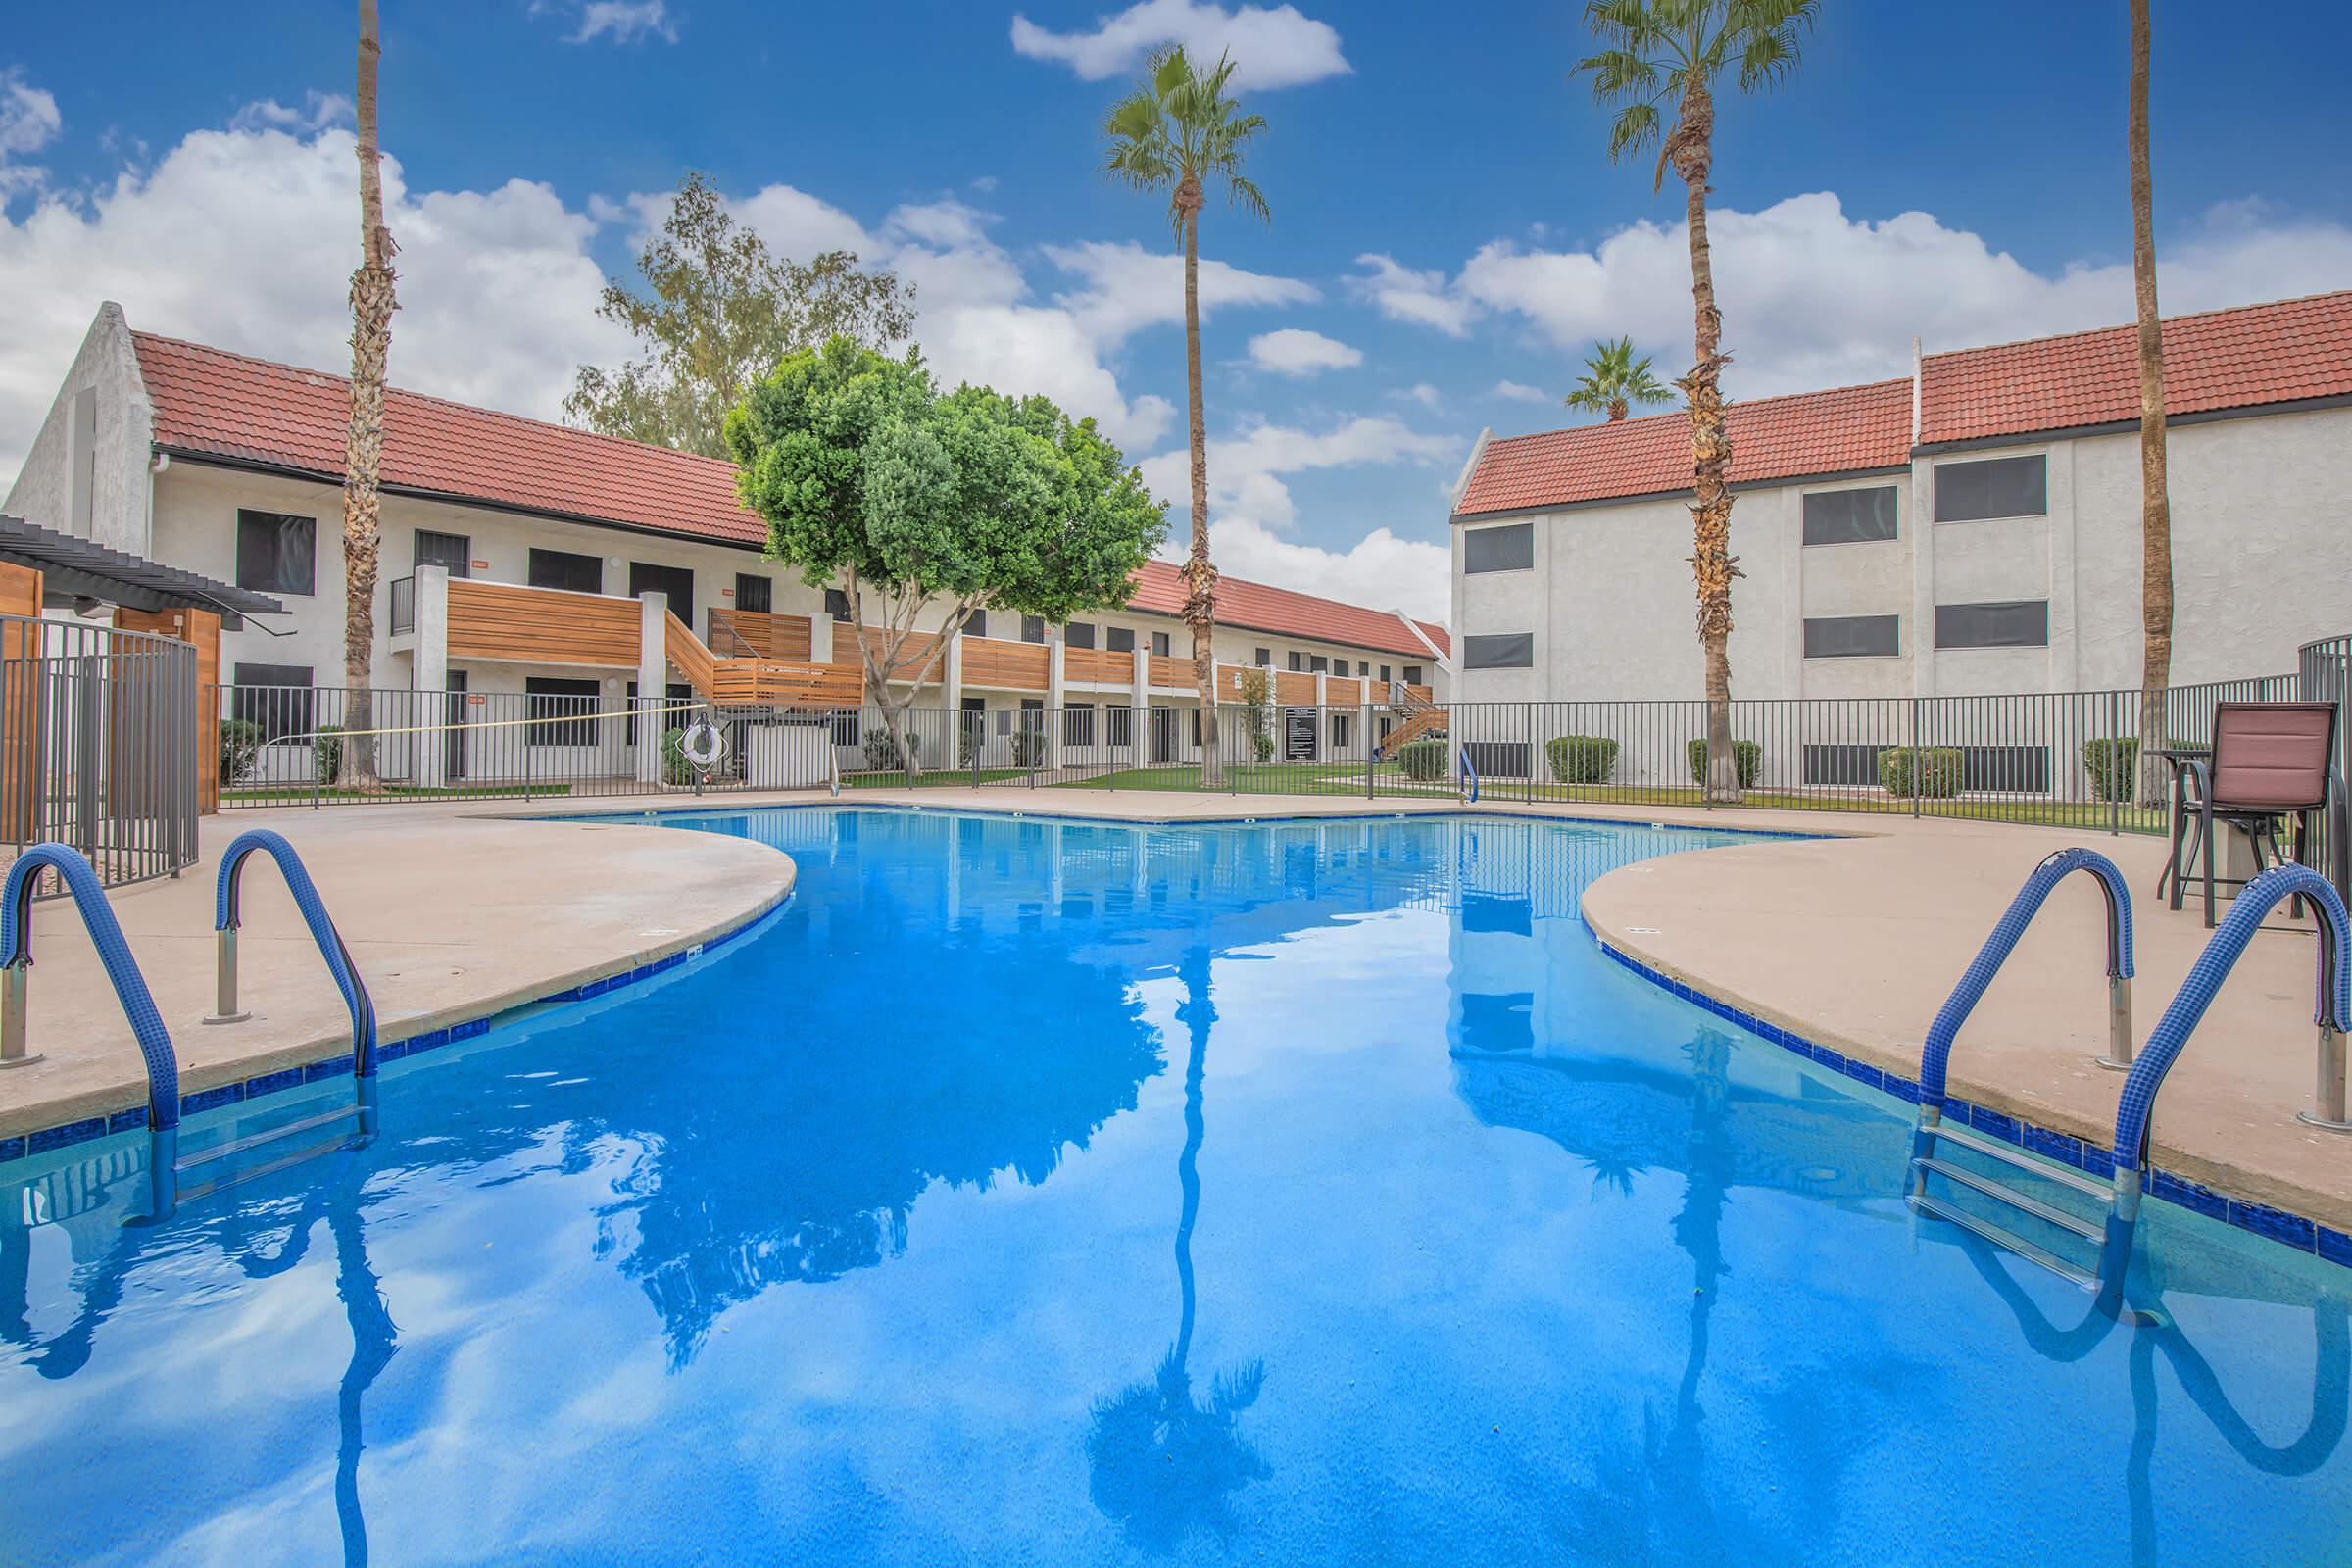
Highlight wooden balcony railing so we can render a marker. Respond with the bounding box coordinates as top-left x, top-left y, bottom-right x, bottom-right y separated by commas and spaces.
855, 625, 945, 682
1148, 653, 1194, 690
708, 607, 813, 661
446, 578, 640, 666
1274, 670, 1316, 706
665, 610, 715, 697
710, 659, 864, 707
962, 634, 1050, 692
1326, 675, 1362, 706
1064, 645, 1131, 685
